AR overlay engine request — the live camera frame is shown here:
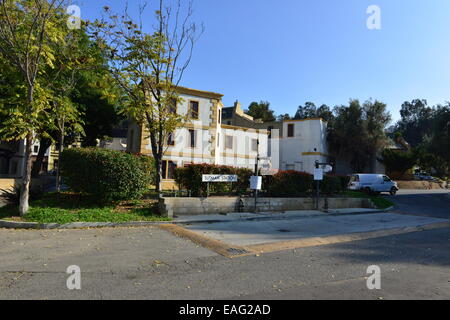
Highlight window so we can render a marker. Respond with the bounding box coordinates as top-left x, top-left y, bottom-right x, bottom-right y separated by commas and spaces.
225, 135, 233, 149
251, 138, 258, 152
188, 129, 196, 148
287, 124, 294, 137
217, 133, 220, 147
227, 121, 231, 125
169, 98, 177, 114
218, 109, 222, 124
383, 175, 391, 182
33, 145, 39, 153
167, 132, 175, 146
162, 160, 177, 179
189, 101, 199, 119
